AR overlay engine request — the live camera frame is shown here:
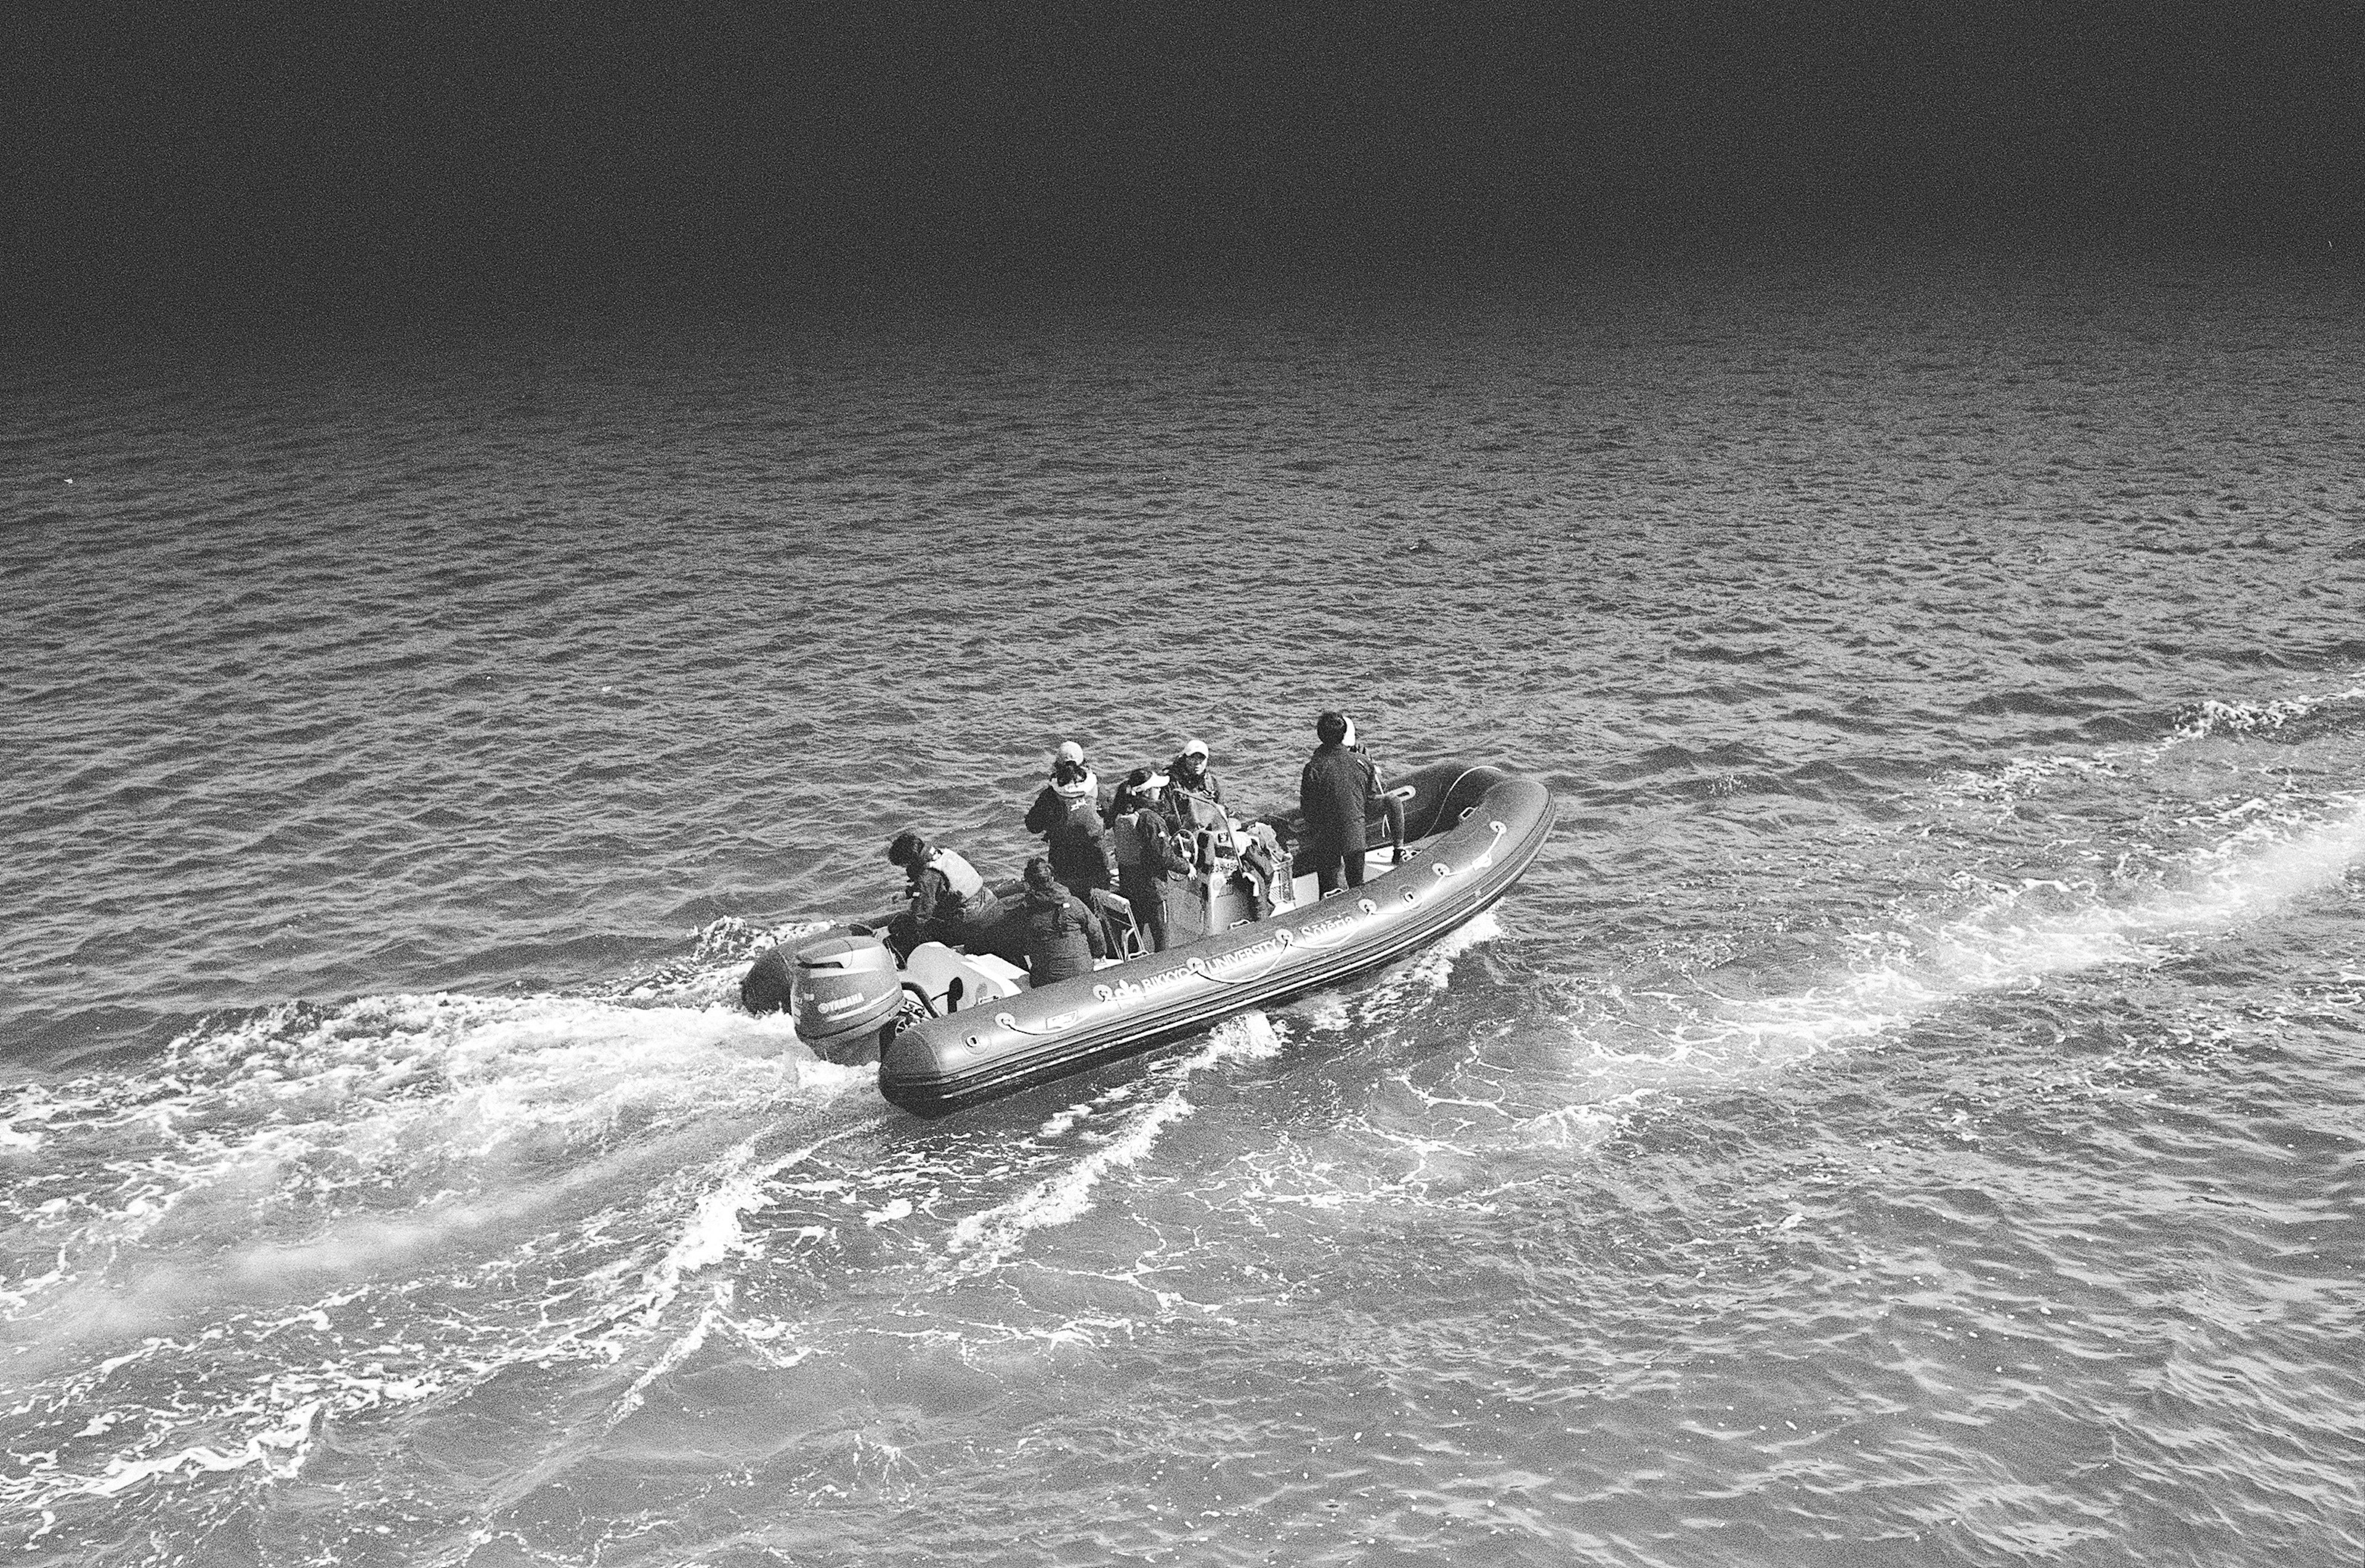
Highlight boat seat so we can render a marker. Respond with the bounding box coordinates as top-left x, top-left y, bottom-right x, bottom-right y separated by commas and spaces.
1086, 886, 1144, 960
902, 943, 1025, 1017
